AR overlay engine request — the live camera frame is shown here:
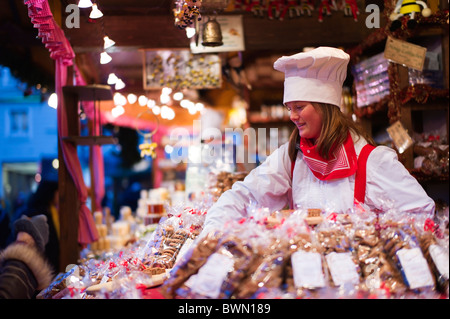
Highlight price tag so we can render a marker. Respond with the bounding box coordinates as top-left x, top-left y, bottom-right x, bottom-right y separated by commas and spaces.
397, 248, 435, 289
384, 36, 427, 71
429, 245, 449, 280
184, 253, 234, 298
325, 252, 360, 286
291, 251, 326, 288
386, 121, 414, 154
